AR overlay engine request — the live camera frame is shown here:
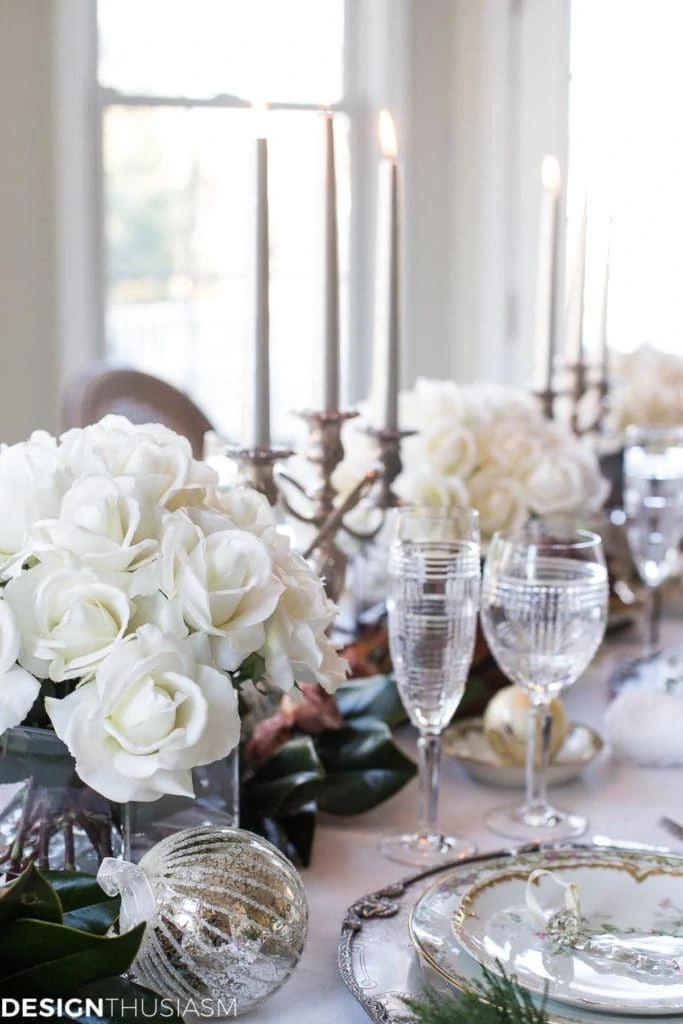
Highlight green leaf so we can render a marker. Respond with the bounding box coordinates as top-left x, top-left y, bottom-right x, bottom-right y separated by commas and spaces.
250, 735, 323, 782
336, 675, 407, 728
71, 977, 184, 1023
0, 918, 145, 994
63, 899, 121, 936
42, 871, 111, 912
0, 863, 62, 926
305, 721, 416, 815
399, 963, 549, 1024
244, 737, 326, 816
241, 805, 317, 867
